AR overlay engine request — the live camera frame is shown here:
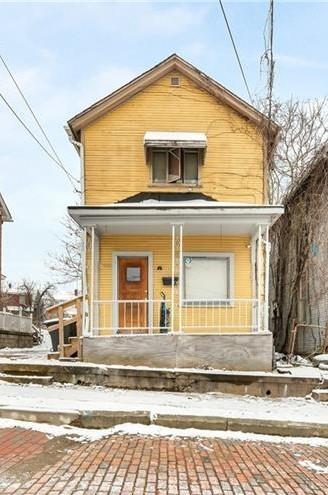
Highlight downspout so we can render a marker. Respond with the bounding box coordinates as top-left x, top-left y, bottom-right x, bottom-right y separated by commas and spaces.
67, 134, 85, 205
66, 126, 87, 333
